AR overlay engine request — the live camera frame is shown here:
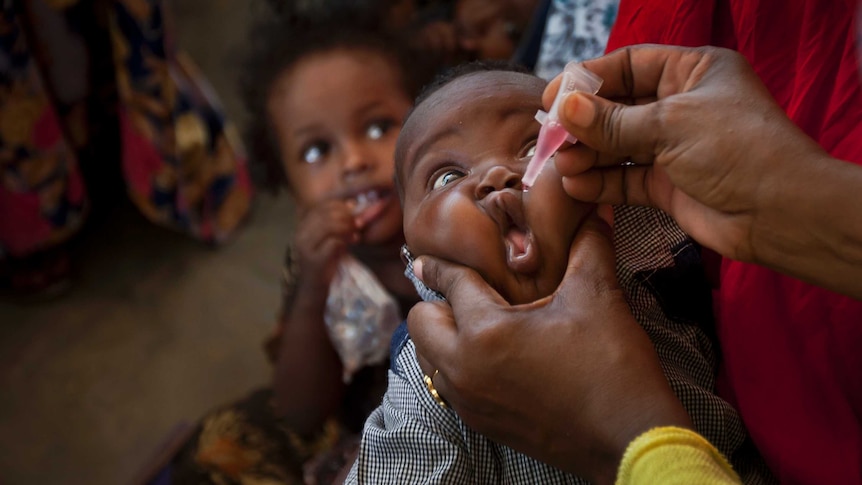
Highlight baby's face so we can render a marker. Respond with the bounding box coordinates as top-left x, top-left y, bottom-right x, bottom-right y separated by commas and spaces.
268, 49, 411, 245
397, 71, 594, 304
